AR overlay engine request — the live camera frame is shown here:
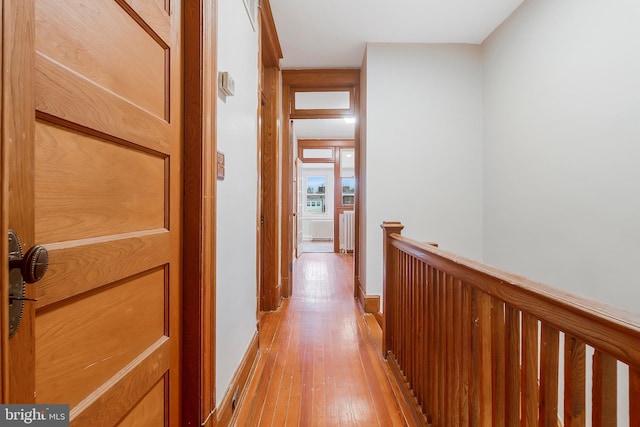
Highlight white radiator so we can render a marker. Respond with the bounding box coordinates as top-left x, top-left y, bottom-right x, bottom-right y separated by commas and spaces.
339, 211, 355, 252
303, 219, 333, 241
